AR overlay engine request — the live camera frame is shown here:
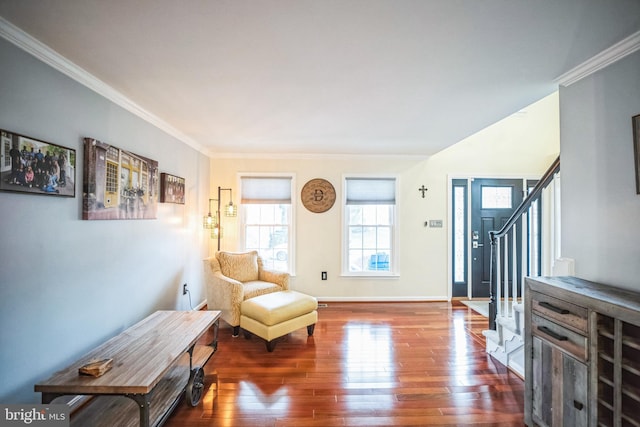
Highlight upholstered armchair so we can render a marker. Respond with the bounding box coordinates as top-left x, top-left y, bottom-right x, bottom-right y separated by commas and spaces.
203, 250, 289, 336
